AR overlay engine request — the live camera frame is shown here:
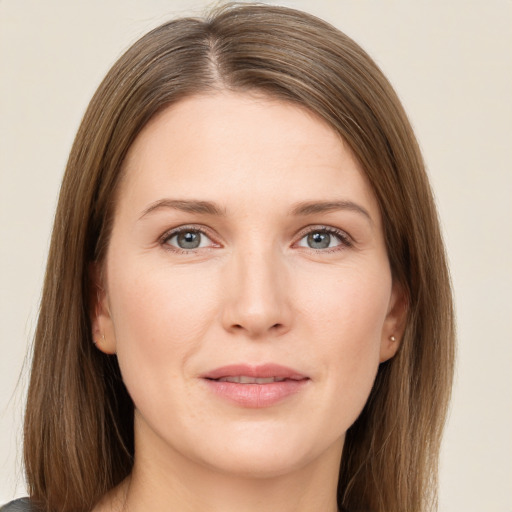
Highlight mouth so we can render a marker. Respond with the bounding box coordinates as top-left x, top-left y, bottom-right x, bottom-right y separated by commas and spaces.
214, 376, 299, 384
202, 363, 308, 381
201, 364, 310, 408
